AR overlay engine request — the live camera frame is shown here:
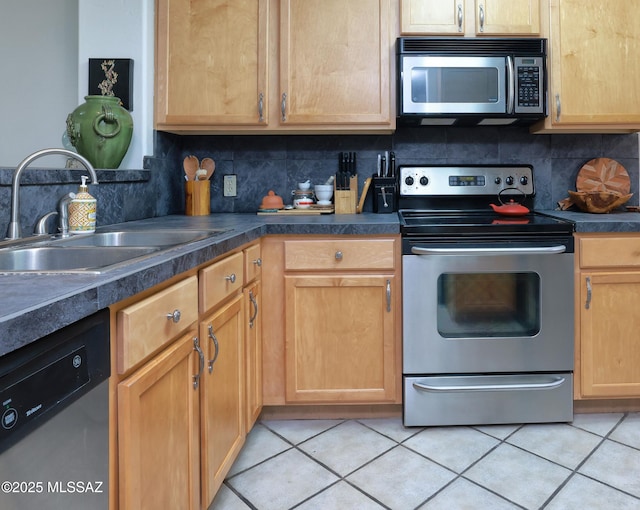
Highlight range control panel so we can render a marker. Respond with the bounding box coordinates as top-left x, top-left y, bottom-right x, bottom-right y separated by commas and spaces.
399, 165, 534, 197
